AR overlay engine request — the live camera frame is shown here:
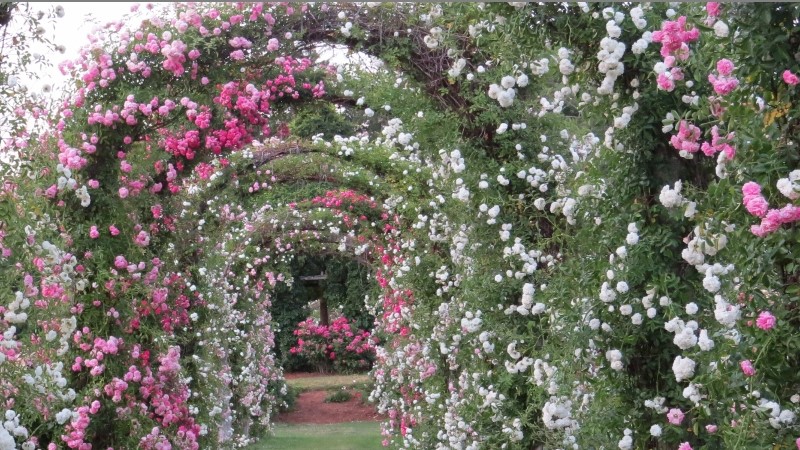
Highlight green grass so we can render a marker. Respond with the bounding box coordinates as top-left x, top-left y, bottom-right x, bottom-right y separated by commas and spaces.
249, 422, 383, 450
286, 373, 371, 392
